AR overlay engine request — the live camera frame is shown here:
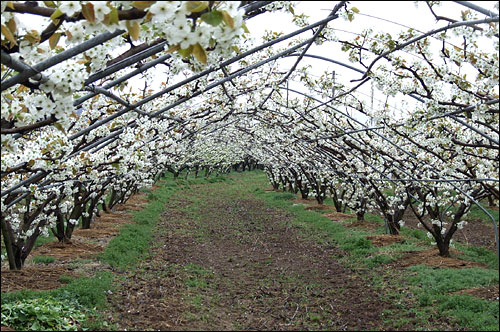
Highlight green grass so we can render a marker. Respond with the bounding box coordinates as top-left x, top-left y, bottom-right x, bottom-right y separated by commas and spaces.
235, 171, 499, 330
272, 192, 297, 200
401, 265, 499, 331
4, 171, 497, 331
406, 265, 498, 293
58, 274, 74, 284
456, 243, 499, 270
467, 204, 499, 223
95, 169, 230, 316
31, 255, 56, 264
1, 174, 190, 330
99, 172, 215, 269
1, 272, 114, 330
183, 263, 214, 289
436, 294, 499, 331
1, 296, 87, 331
33, 232, 57, 248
